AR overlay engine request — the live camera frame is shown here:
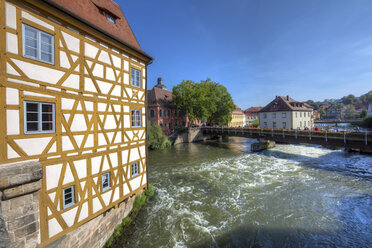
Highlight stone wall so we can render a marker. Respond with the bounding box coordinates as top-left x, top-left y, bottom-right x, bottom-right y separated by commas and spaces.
172, 128, 210, 145
45, 193, 138, 248
0, 160, 42, 248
